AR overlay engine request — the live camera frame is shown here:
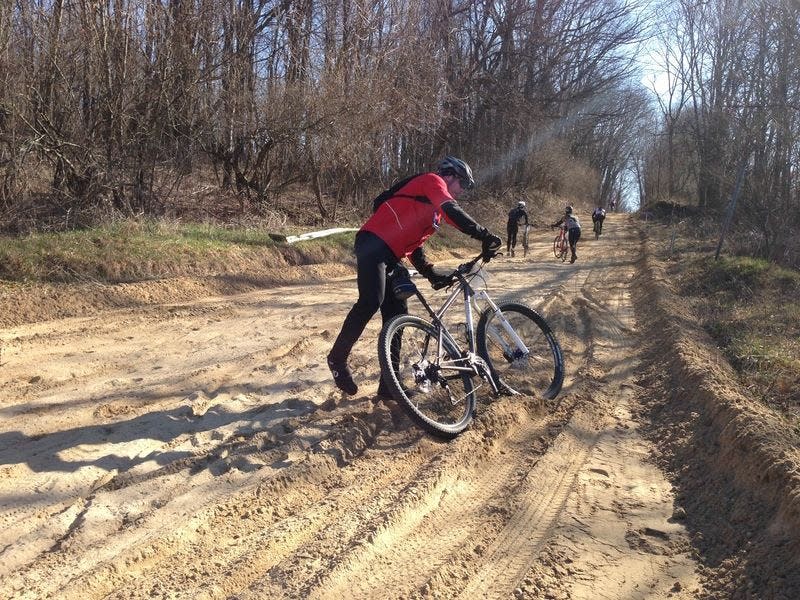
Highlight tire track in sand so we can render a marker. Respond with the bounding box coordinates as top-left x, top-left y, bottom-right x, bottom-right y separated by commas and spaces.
455, 405, 599, 599
243, 295, 593, 599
